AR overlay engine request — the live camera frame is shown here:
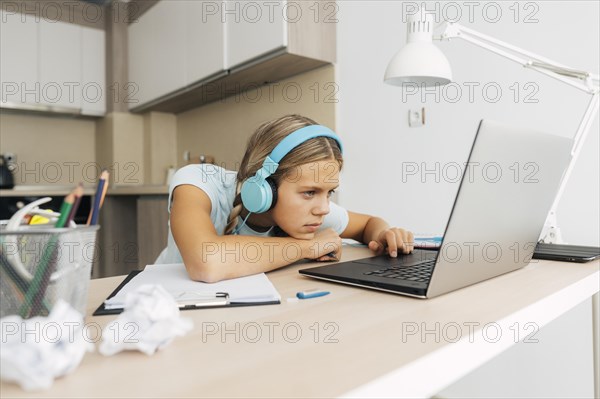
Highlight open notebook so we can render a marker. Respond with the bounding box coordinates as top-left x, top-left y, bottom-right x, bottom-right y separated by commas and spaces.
95, 263, 281, 315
